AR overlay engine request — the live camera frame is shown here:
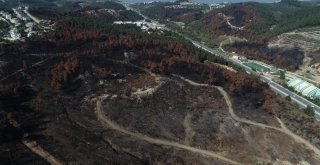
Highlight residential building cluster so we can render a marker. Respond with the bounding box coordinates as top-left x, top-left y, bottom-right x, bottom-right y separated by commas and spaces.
0, 10, 21, 41
208, 3, 226, 9
114, 20, 165, 31
164, 1, 205, 9
0, 6, 54, 42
